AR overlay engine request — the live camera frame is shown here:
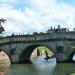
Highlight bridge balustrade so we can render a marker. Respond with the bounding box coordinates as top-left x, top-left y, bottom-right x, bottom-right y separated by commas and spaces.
0, 39, 3, 43
36, 34, 48, 40
28, 36, 34, 40
71, 34, 75, 39
62, 33, 75, 40
0, 32, 75, 44
38, 36, 42, 40
0, 38, 9, 43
